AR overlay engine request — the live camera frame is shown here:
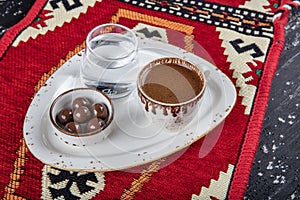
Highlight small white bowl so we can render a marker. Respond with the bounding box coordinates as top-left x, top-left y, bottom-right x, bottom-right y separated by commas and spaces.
49, 88, 114, 147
